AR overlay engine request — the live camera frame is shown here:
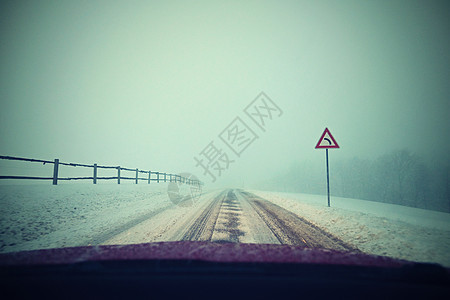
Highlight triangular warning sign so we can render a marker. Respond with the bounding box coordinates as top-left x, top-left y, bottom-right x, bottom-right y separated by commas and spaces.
315, 128, 340, 149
